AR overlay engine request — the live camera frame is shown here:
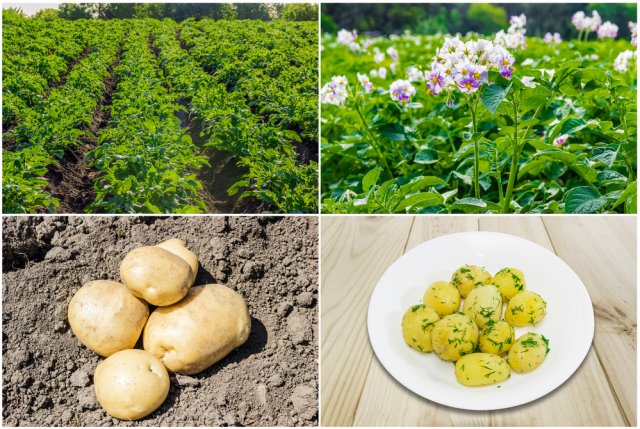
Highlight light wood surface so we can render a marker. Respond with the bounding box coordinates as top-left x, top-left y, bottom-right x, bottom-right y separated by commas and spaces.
320, 216, 637, 426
